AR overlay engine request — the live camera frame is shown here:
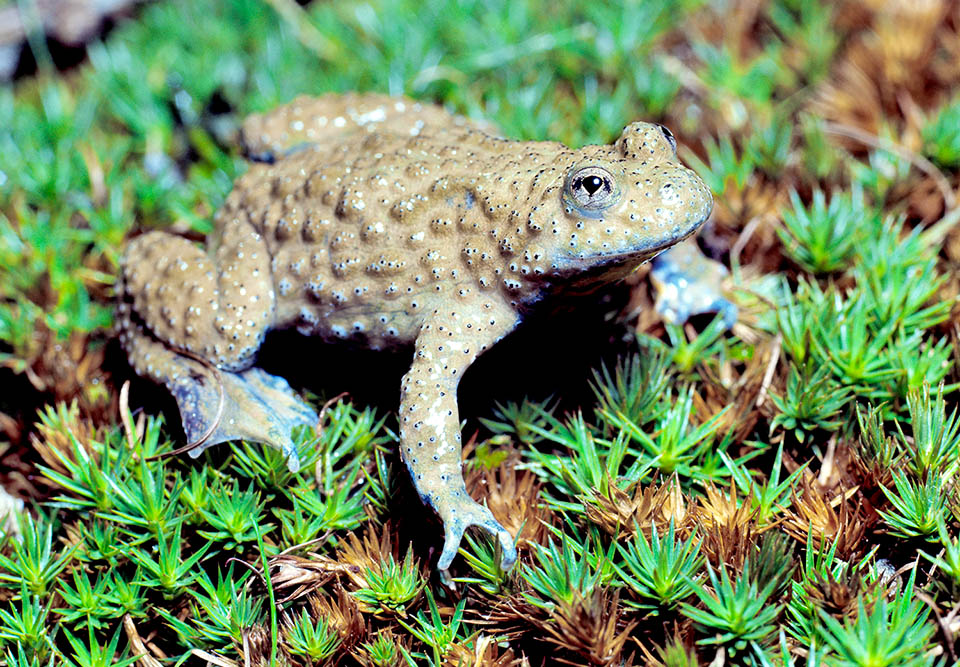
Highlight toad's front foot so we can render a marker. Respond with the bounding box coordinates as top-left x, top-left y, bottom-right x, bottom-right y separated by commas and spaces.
432, 486, 517, 587
651, 238, 738, 329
